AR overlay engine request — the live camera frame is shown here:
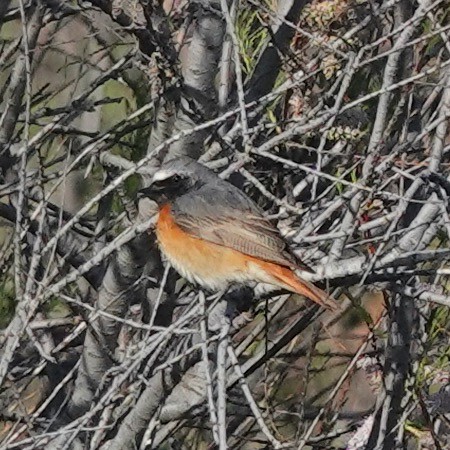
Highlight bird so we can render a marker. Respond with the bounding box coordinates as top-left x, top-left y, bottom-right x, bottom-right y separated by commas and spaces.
138, 157, 339, 310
